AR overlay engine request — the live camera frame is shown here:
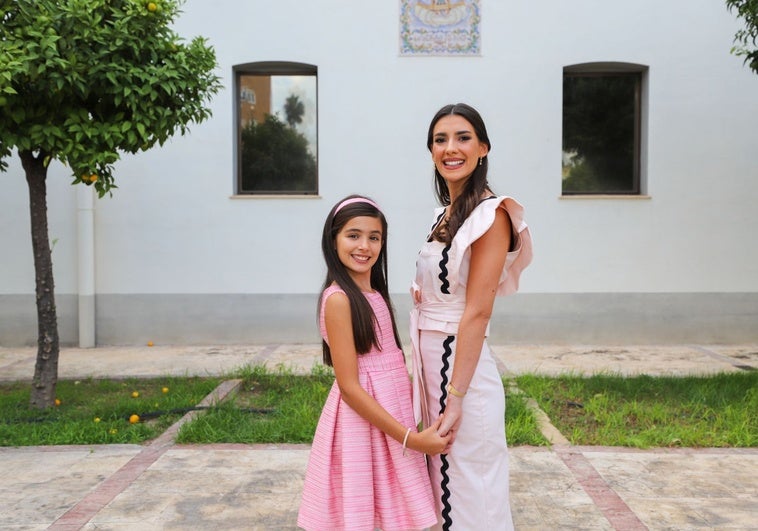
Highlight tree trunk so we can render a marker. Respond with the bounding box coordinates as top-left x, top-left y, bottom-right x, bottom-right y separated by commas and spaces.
20, 150, 60, 409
